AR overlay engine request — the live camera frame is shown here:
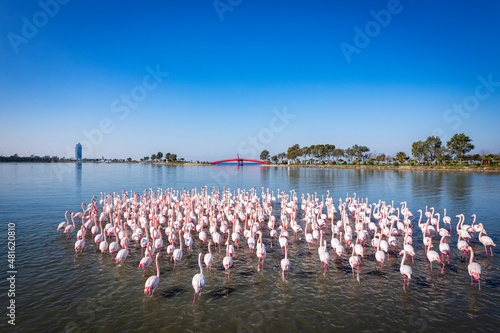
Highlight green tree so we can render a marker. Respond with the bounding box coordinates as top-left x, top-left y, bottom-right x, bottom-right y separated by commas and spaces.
286, 144, 301, 162
447, 133, 474, 161
482, 153, 496, 165
345, 144, 369, 163
345, 146, 355, 163
396, 151, 407, 164
355, 145, 370, 160
324, 144, 335, 161
332, 148, 345, 162
300, 146, 311, 163
156, 152, 163, 161
412, 140, 425, 163
260, 150, 270, 161
376, 153, 386, 163
312, 144, 325, 161
349, 144, 370, 161
471, 154, 481, 163
151, 154, 157, 162
424, 136, 442, 162
144, 156, 149, 162
277, 152, 286, 164
435, 147, 450, 164
271, 155, 278, 164
127, 157, 132, 162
